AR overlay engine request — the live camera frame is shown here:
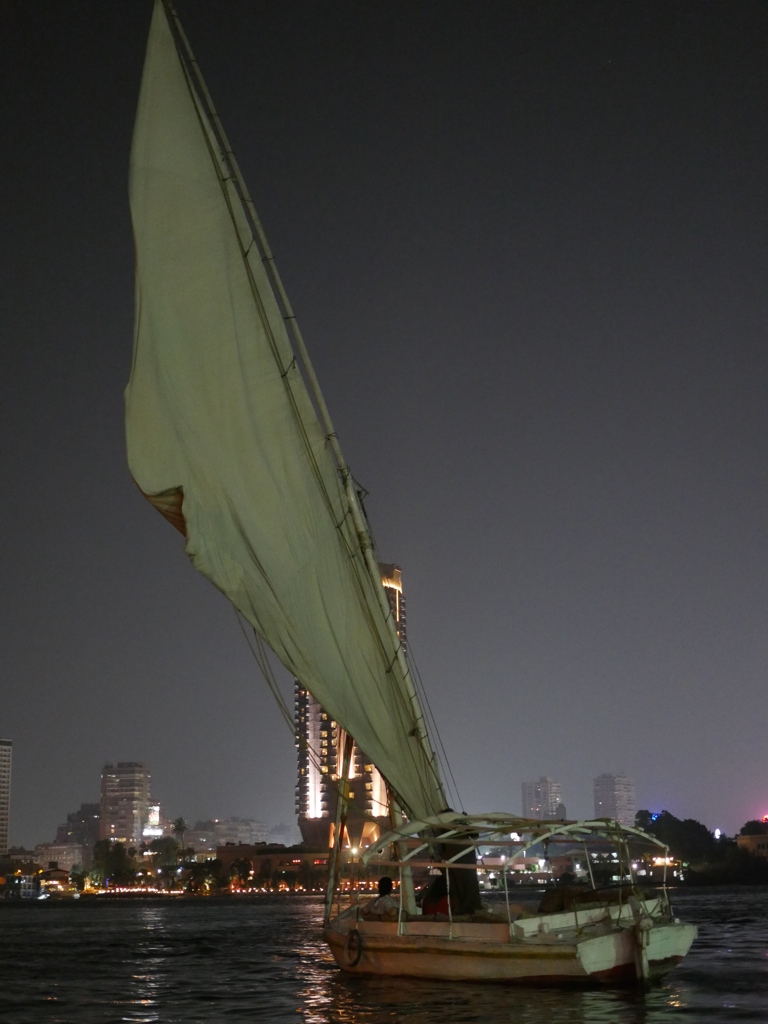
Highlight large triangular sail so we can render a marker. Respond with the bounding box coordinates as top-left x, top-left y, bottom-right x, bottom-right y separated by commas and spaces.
125, 0, 446, 823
